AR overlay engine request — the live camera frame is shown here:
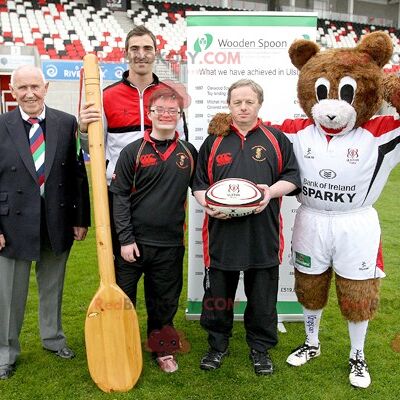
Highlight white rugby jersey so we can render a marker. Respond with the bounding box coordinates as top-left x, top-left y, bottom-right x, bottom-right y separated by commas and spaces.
272, 116, 400, 211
